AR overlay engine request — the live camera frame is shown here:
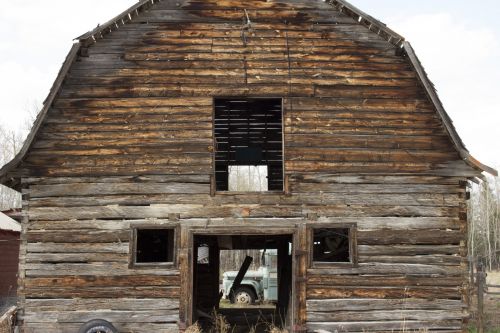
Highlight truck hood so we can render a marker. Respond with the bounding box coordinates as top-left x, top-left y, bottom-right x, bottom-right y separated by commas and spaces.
223, 270, 263, 279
